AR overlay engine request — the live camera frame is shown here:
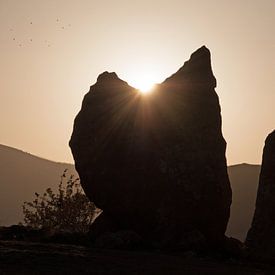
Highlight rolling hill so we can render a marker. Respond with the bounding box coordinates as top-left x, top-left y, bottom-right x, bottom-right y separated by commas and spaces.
0, 144, 76, 226
0, 144, 260, 241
